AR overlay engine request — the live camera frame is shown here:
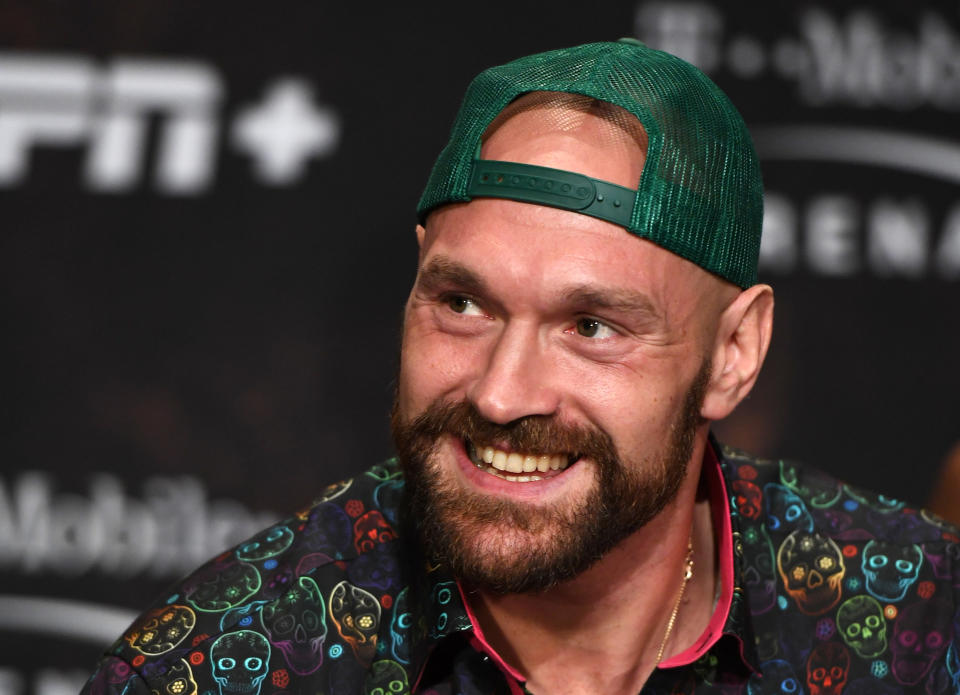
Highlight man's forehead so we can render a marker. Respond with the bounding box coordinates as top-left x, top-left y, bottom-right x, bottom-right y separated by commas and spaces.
418, 192, 739, 330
